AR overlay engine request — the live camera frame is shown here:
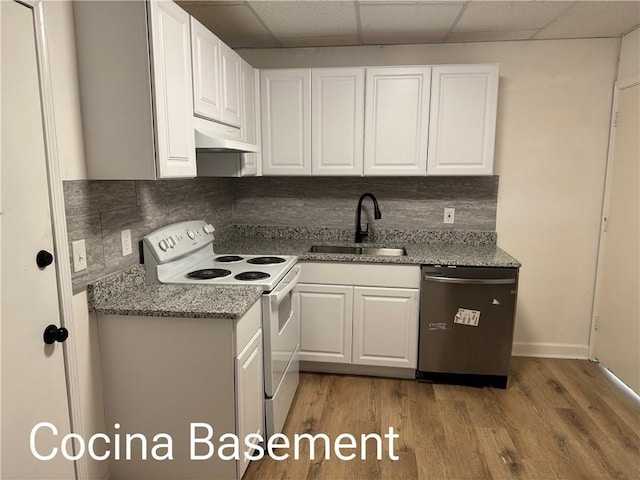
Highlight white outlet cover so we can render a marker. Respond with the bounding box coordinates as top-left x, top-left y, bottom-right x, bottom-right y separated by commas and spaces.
121, 229, 132, 256
72, 239, 87, 272
444, 207, 455, 224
